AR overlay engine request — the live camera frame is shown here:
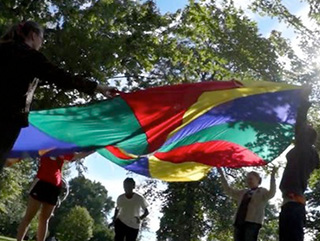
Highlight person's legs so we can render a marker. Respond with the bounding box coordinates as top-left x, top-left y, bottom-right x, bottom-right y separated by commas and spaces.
114, 219, 126, 241
37, 202, 56, 241
126, 226, 139, 241
279, 202, 305, 241
0, 121, 21, 171
279, 206, 287, 241
243, 222, 261, 241
234, 226, 245, 241
17, 196, 41, 241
